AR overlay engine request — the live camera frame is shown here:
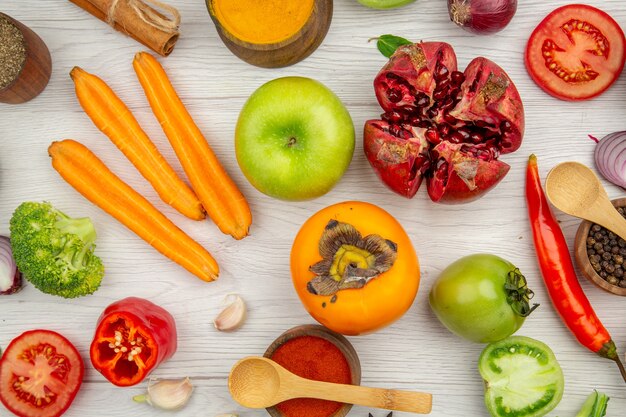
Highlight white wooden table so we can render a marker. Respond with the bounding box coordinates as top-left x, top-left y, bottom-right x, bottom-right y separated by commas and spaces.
1, 1, 625, 416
